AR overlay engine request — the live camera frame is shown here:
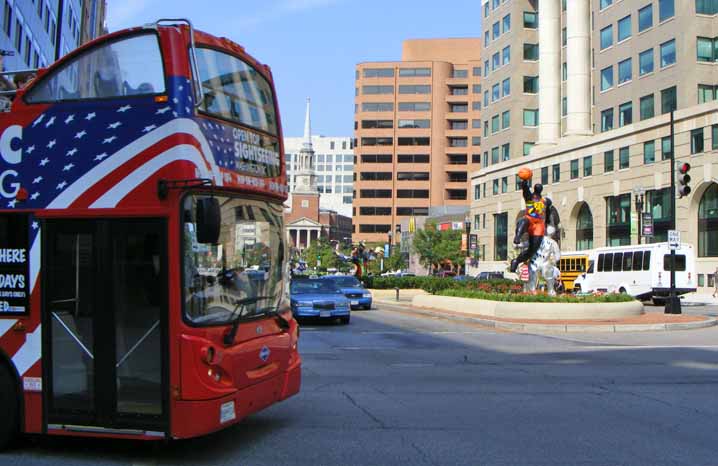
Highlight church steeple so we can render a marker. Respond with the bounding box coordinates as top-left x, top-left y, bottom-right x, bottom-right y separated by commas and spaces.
293, 97, 318, 195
